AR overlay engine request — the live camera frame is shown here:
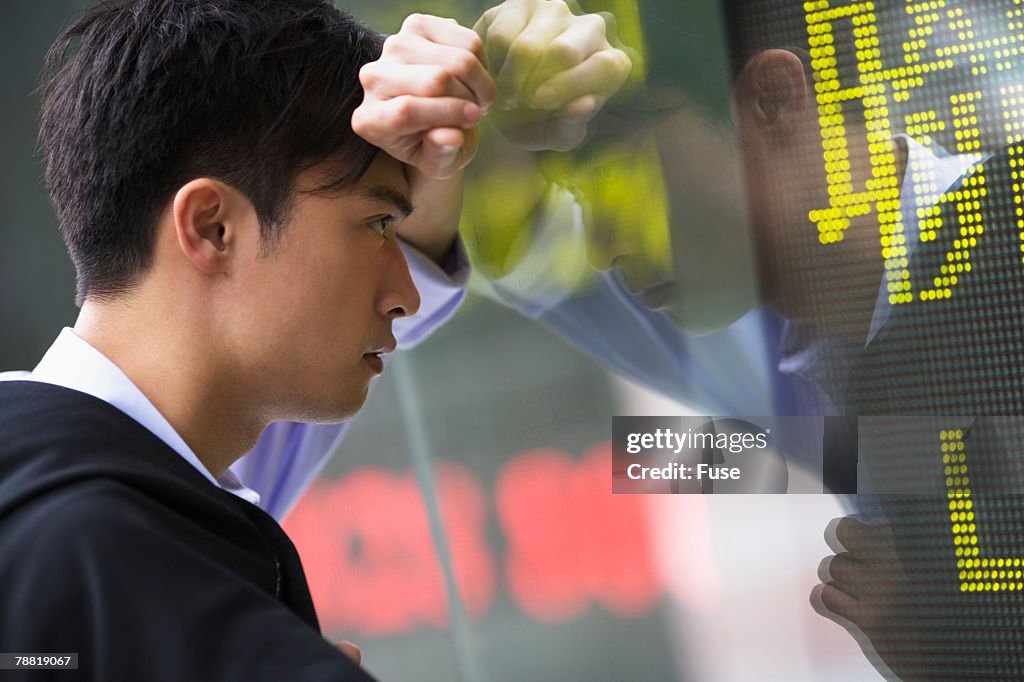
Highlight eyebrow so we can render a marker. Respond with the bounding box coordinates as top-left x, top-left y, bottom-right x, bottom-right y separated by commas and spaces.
359, 185, 414, 219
